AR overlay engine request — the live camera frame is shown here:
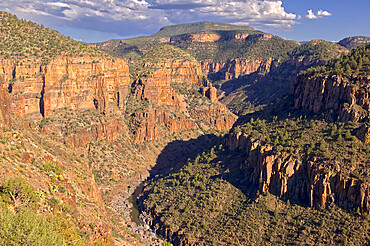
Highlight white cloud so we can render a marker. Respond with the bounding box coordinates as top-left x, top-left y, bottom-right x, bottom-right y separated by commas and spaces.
317, 10, 331, 17
306, 10, 317, 19
0, 0, 304, 41
306, 9, 332, 19
151, 0, 298, 29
